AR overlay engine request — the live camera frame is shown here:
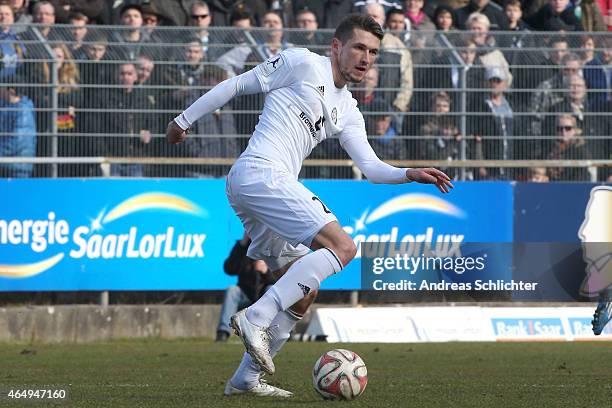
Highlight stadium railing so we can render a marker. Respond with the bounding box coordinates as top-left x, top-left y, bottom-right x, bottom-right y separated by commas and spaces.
0, 24, 610, 181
